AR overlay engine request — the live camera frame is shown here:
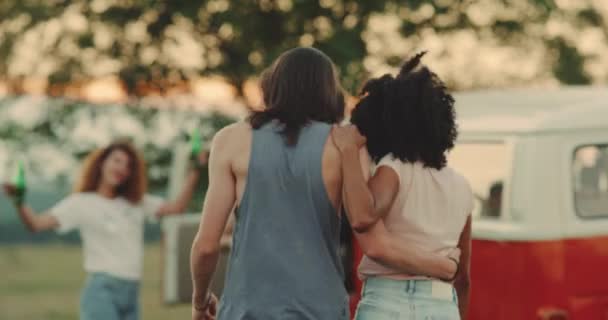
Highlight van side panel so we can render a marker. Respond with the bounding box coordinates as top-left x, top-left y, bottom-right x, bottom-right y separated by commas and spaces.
470, 239, 566, 320
565, 236, 608, 319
